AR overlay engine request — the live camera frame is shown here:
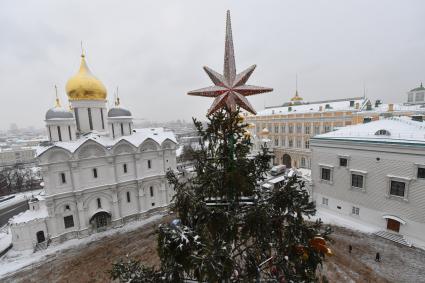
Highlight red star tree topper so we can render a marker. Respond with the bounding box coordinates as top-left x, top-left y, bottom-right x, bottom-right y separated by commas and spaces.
188, 10, 273, 115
